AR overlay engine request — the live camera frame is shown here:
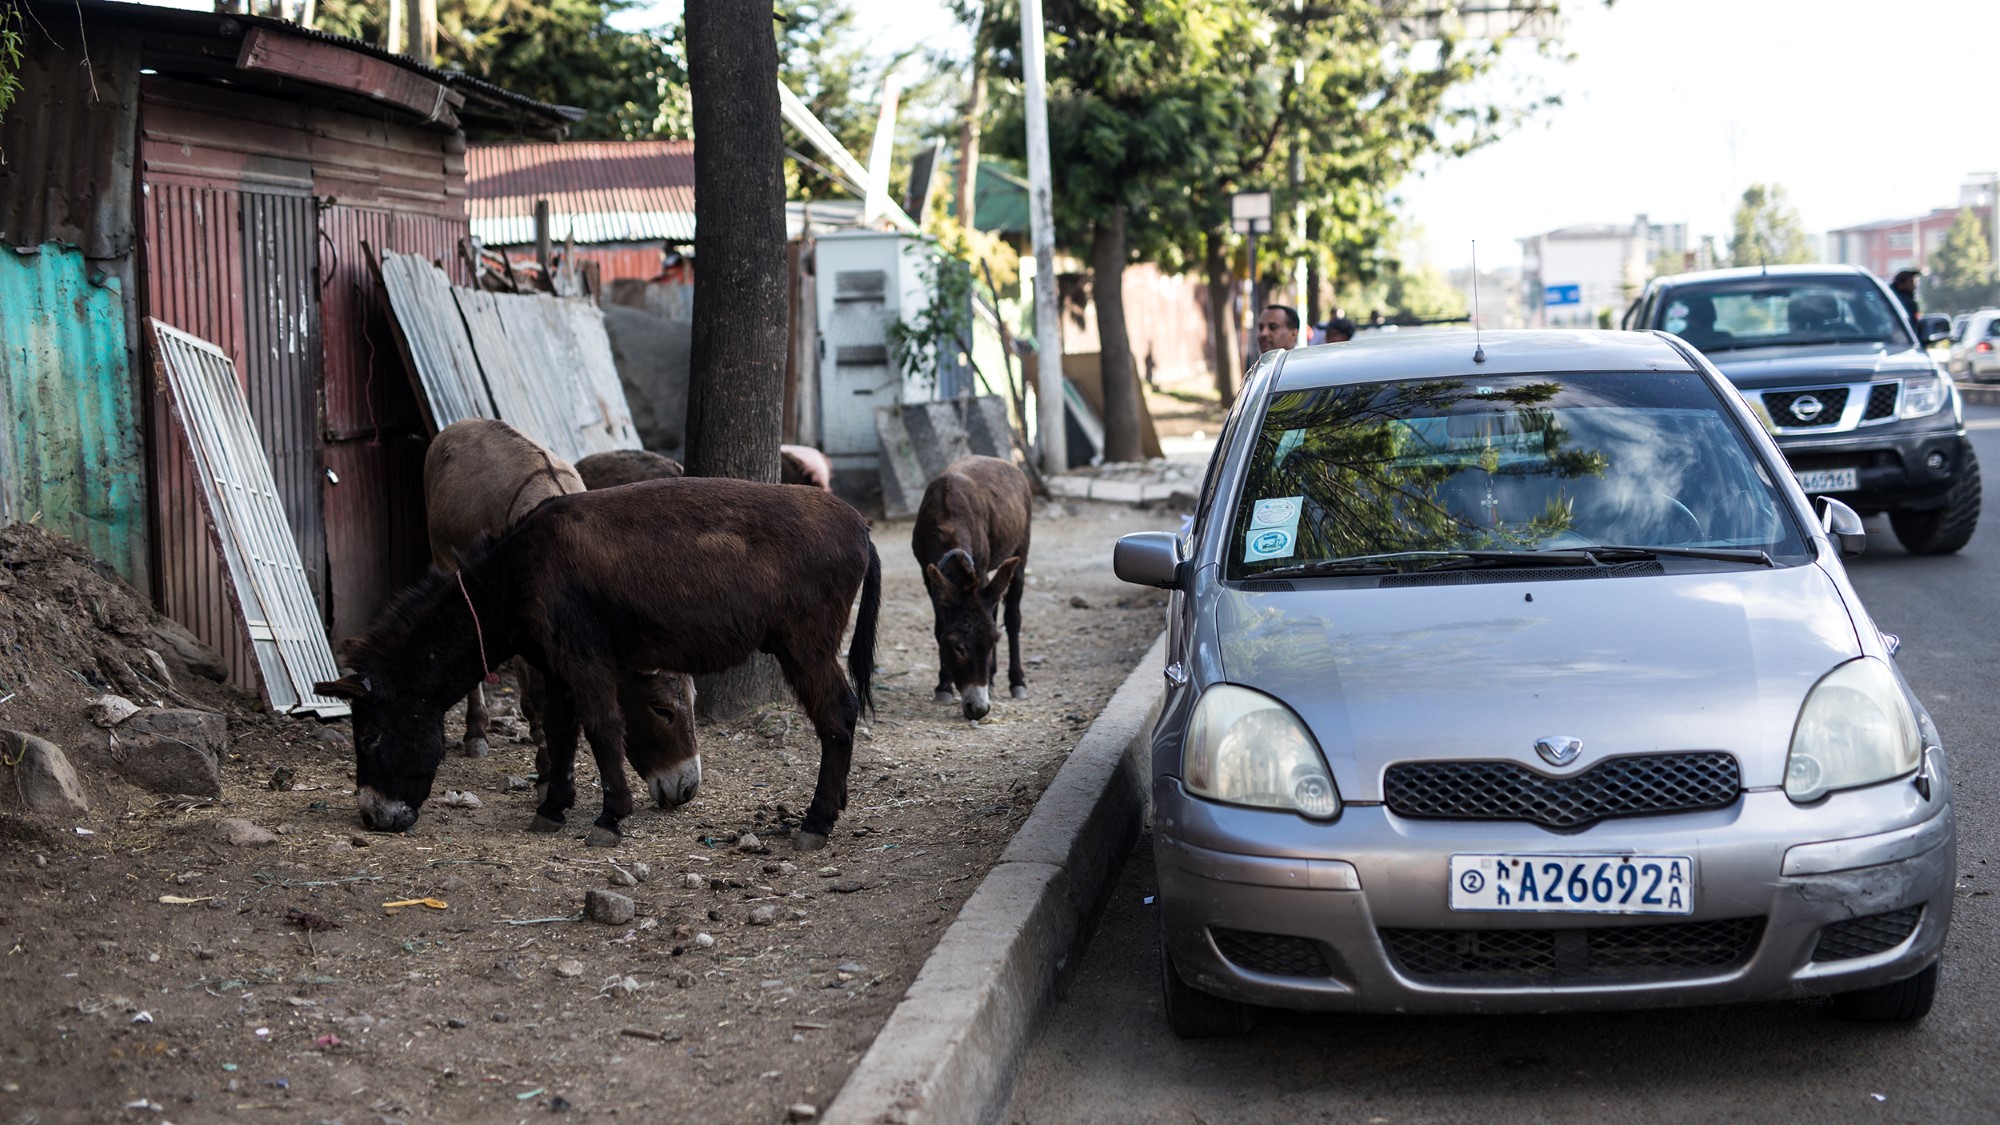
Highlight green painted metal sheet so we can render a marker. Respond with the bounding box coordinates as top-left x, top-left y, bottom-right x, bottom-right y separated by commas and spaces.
0, 244, 147, 584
